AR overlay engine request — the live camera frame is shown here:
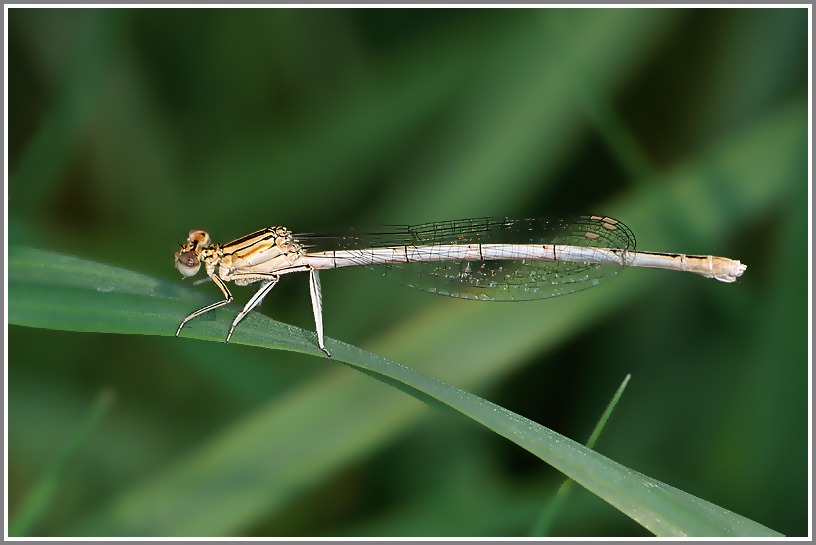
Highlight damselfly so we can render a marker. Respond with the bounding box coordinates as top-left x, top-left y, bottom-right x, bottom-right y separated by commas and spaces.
174, 216, 746, 356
